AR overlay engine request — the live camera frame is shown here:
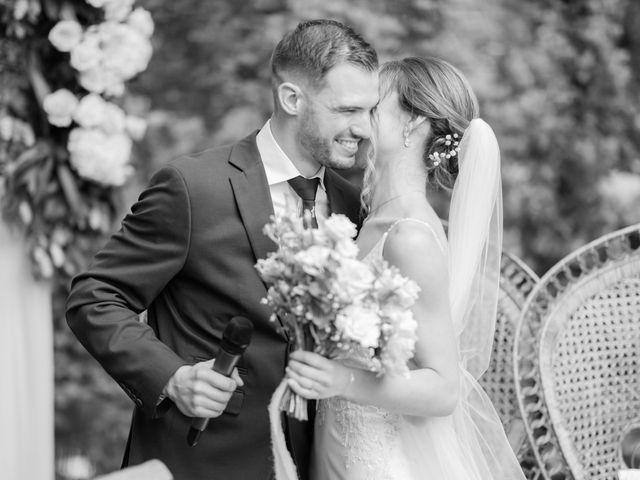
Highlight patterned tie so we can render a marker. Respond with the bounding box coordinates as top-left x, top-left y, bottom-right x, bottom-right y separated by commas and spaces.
287, 176, 320, 229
